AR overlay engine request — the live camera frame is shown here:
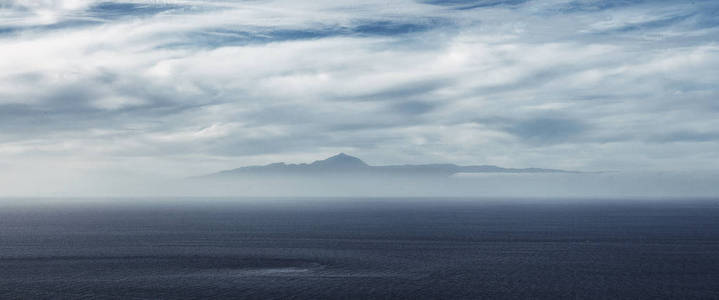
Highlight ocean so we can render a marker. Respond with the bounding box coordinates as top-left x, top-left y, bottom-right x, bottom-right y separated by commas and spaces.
1, 198, 718, 299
